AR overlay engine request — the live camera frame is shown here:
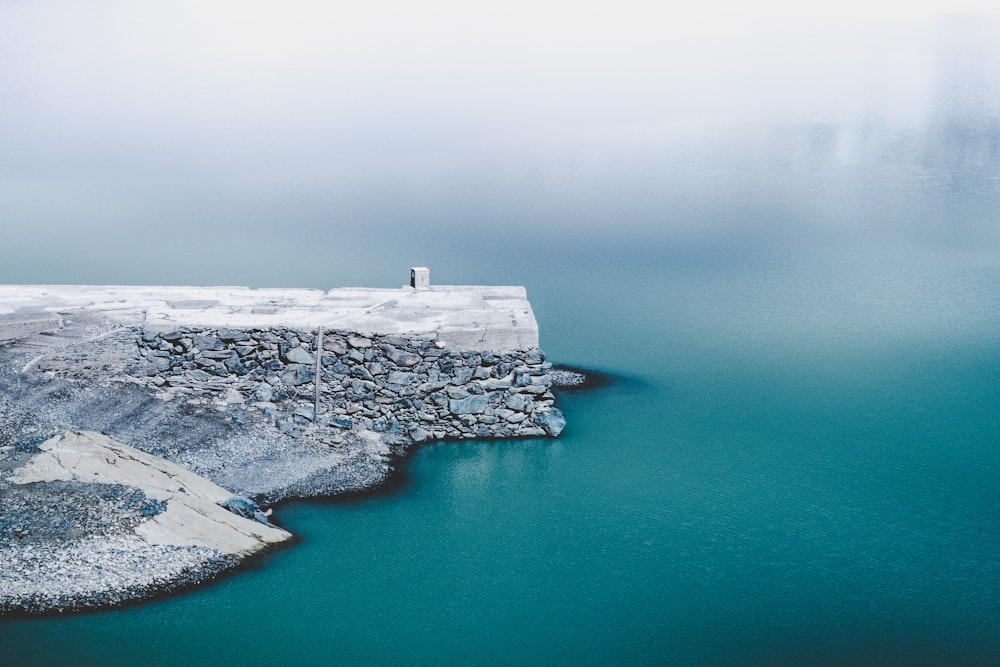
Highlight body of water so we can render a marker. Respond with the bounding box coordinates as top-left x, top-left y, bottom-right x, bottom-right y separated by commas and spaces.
2, 209, 1000, 664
